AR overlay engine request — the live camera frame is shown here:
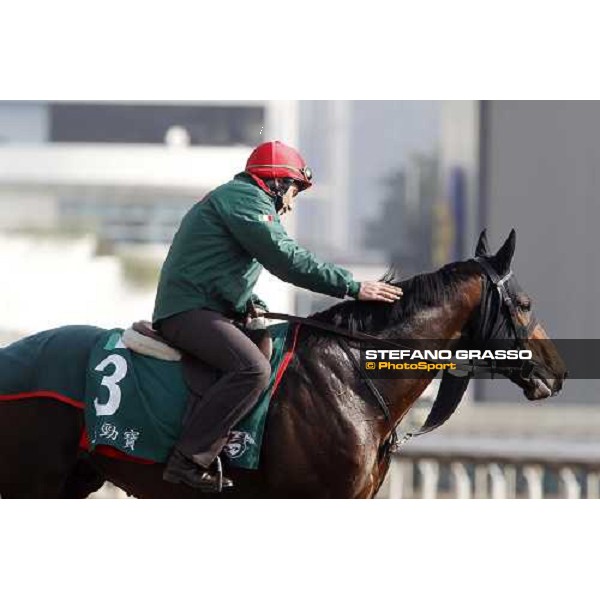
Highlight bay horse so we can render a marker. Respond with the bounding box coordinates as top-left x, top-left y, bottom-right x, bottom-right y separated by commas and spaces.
0, 230, 567, 498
